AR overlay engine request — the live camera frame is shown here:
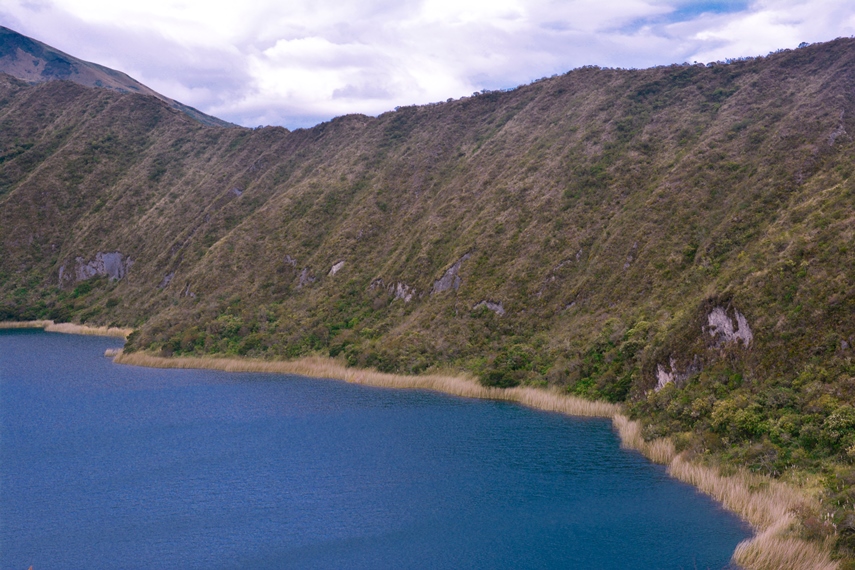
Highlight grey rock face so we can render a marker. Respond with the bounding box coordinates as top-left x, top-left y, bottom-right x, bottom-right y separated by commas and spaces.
60, 251, 132, 285
393, 282, 415, 302
158, 272, 175, 288
369, 279, 416, 302
707, 306, 753, 347
432, 254, 470, 294
329, 261, 345, 276
298, 268, 316, 288
655, 356, 702, 391
474, 300, 505, 316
